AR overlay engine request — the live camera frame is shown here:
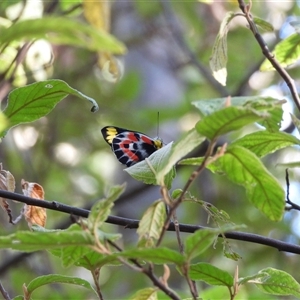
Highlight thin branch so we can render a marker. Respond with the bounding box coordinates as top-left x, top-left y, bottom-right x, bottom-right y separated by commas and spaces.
90, 269, 104, 300
171, 211, 198, 299
107, 240, 180, 300
237, 0, 300, 112
0, 282, 11, 300
1, 190, 300, 254
142, 265, 180, 300
0, 42, 33, 102
285, 169, 300, 211
157, 139, 218, 246
159, 0, 229, 97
